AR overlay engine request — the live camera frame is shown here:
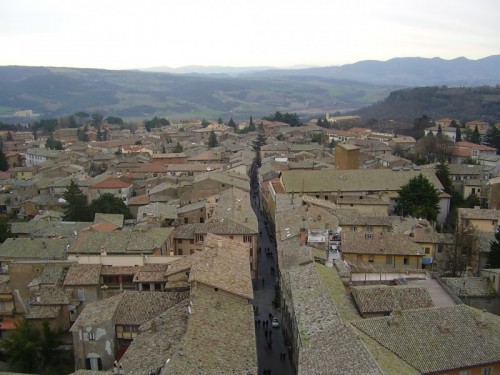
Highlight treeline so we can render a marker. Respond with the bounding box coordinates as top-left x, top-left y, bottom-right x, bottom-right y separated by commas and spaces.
355, 86, 500, 122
